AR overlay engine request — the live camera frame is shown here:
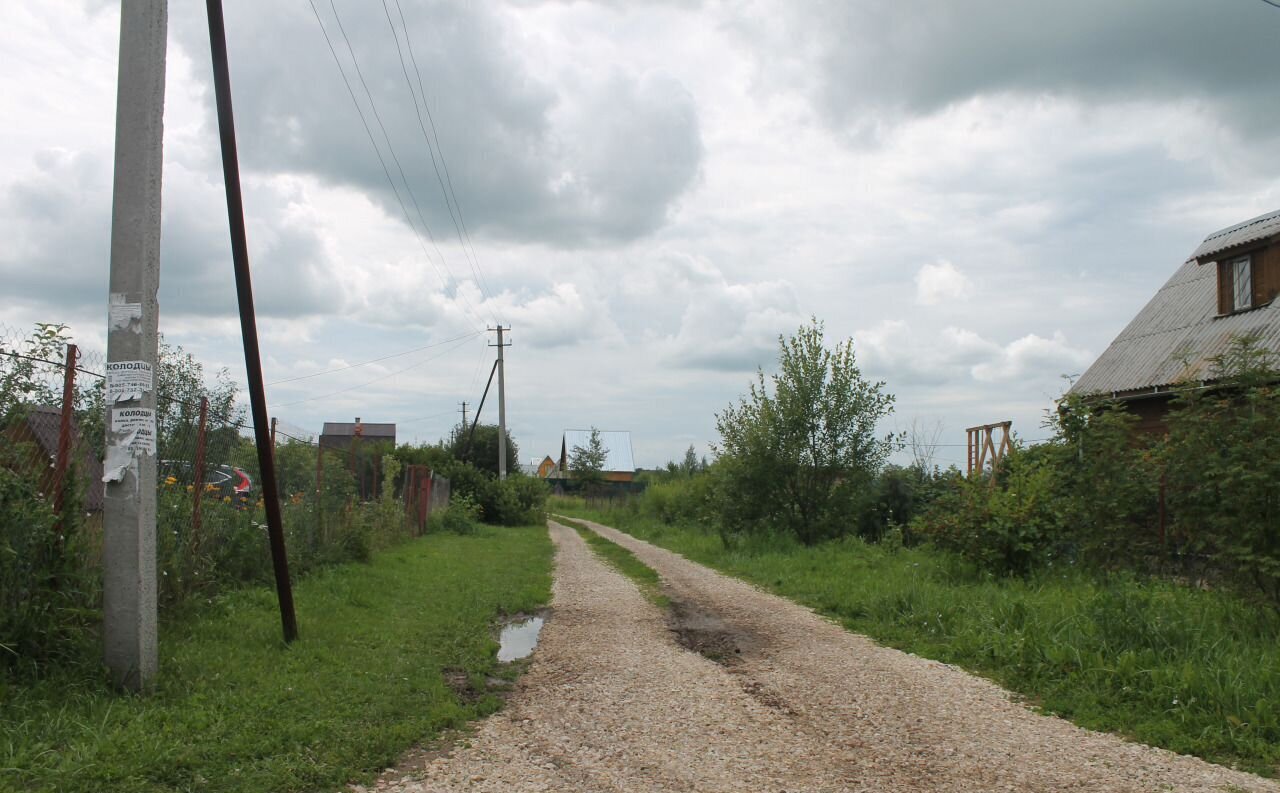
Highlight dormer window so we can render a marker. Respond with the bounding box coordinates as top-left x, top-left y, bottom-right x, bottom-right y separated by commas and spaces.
1216, 246, 1277, 315
1231, 254, 1252, 311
